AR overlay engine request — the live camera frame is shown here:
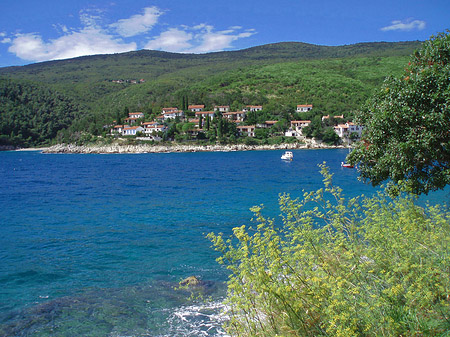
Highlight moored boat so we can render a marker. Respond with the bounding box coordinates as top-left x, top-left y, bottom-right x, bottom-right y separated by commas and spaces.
281, 151, 293, 161
341, 162, 354, 168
